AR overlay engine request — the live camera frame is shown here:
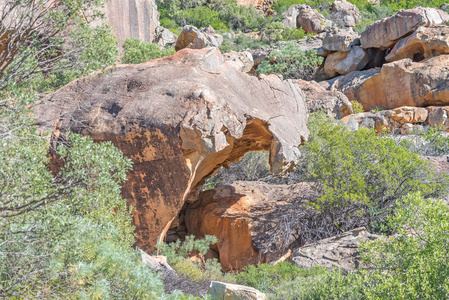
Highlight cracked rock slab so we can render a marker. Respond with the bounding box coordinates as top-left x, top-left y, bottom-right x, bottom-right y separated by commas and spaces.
35, 47, 308, 252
